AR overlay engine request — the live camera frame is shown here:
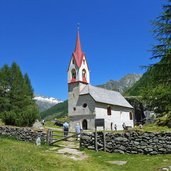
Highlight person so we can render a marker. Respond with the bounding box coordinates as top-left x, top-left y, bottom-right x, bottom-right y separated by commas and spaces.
122, 122, 126, 130
114, 124, 117, 131
139, 123, 143, 129
63, 122, 69, 138
75, 123, 81, 140
41, 119, 45, 126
